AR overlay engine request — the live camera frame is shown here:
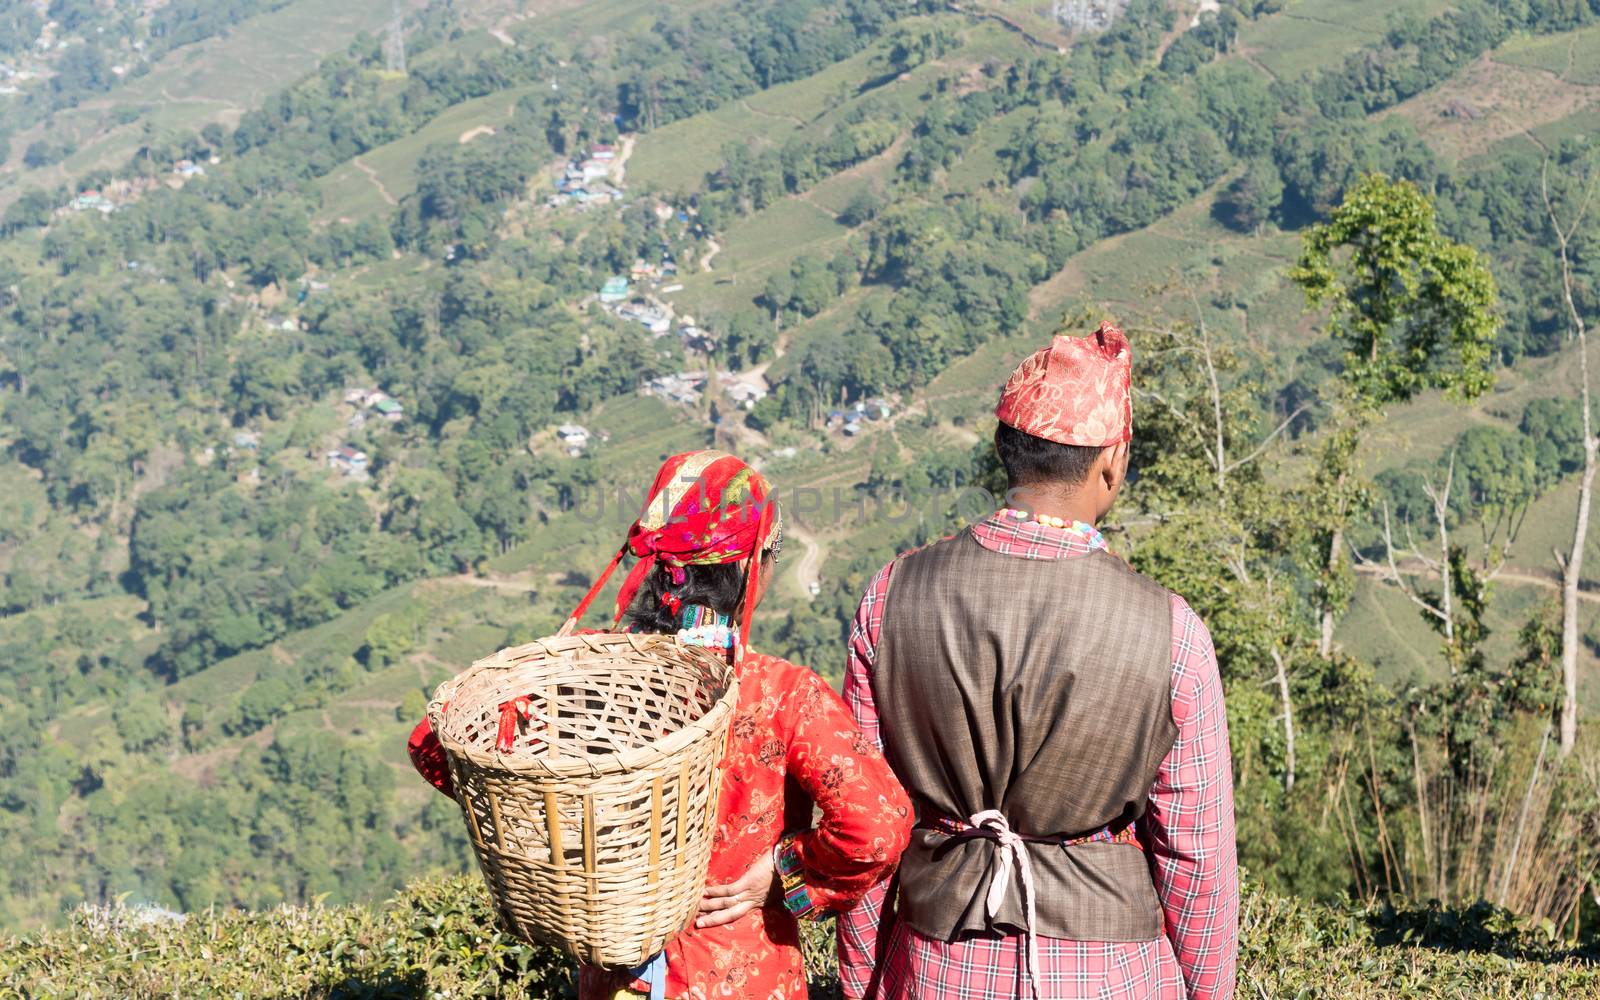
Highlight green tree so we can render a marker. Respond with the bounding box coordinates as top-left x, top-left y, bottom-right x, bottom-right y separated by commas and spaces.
361, 610, 420, 670
397, 688, 427, 724
1290, 174, 1500, 657
1214, 158, 1282, 234
1520, 398, 1585, 489
235, 674, 293, 736
113, 693, 170, 754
